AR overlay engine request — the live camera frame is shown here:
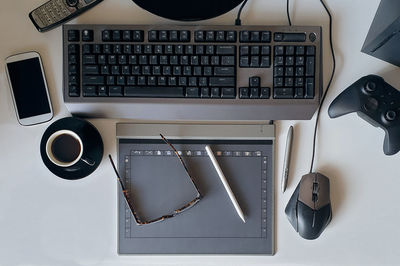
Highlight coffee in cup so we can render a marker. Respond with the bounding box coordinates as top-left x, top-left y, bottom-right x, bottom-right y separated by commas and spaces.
46, 130, 94, 167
